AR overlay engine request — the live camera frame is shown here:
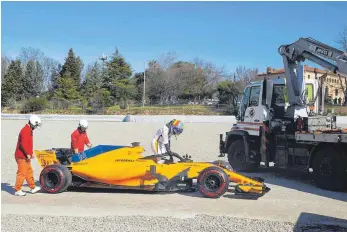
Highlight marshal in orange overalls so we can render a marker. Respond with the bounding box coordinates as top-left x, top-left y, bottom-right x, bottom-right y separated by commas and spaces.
14, 124, 36, 192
